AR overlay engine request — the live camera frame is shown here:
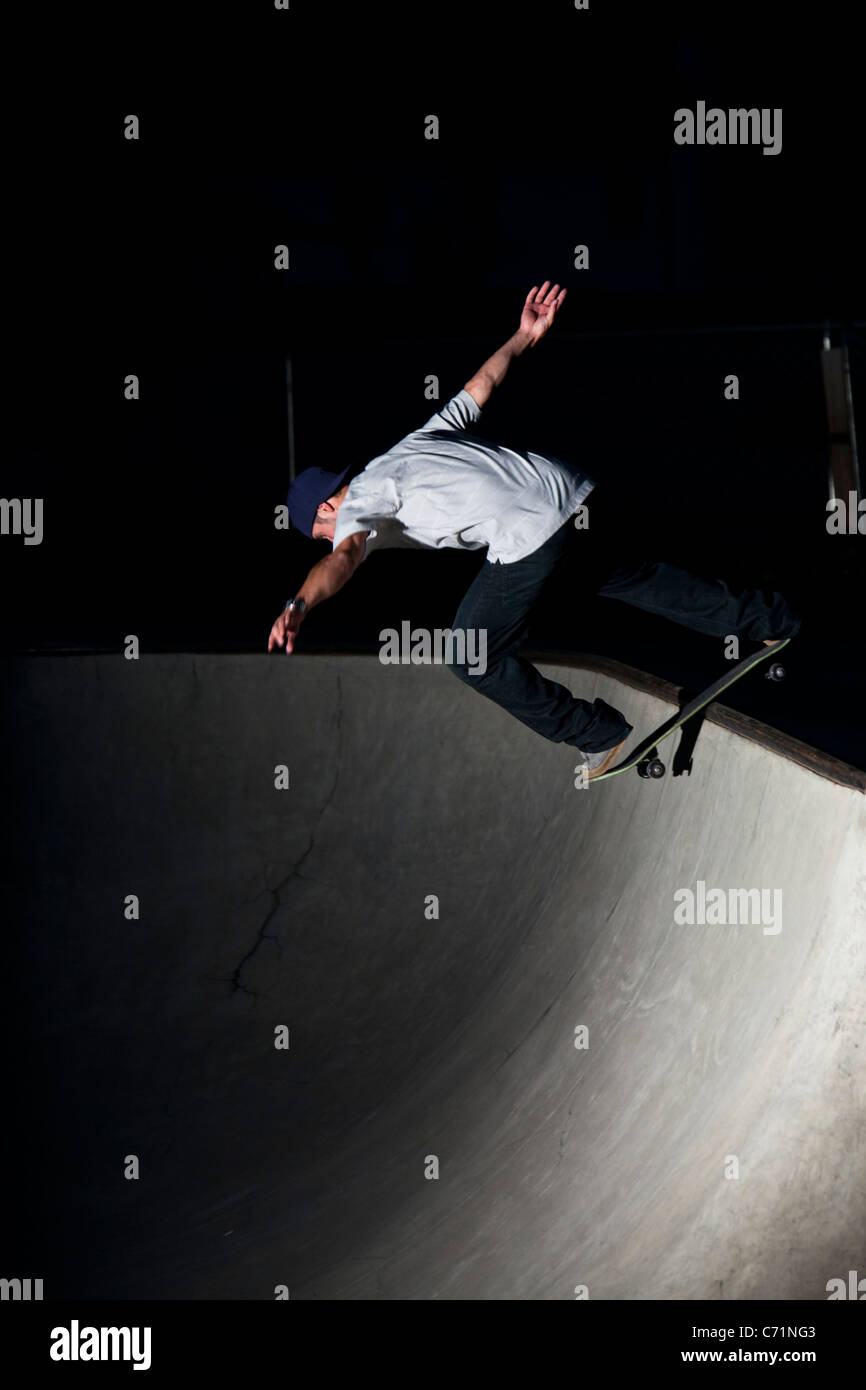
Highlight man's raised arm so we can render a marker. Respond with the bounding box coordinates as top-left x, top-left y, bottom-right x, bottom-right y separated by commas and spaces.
267, 531, 369, 653
463, 280, 566, 409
